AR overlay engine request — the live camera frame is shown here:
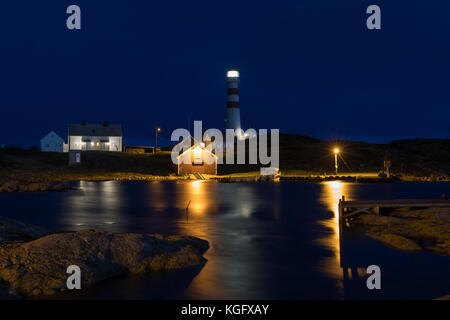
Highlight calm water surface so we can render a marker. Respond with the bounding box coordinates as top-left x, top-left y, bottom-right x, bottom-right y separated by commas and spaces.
1, 181, 450, 299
